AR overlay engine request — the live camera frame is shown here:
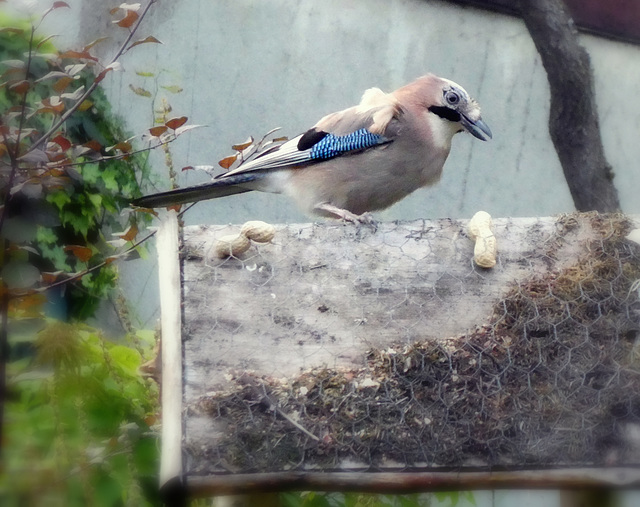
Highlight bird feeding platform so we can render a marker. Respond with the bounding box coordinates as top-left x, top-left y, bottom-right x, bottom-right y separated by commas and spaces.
155, 212, 640, 500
